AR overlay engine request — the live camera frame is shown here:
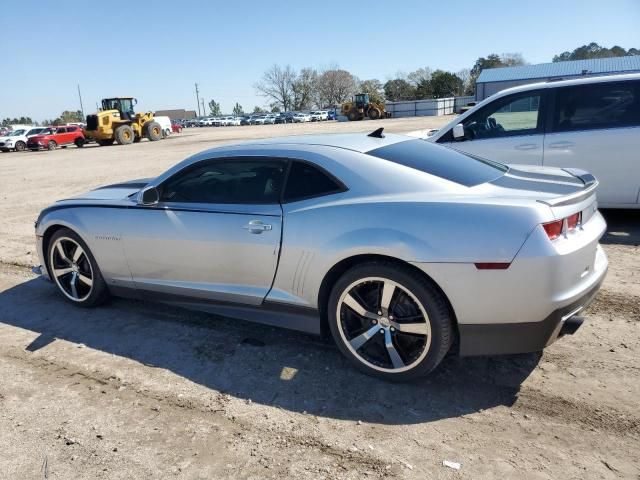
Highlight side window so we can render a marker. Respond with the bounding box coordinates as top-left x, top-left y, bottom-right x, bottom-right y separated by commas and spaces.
283, 161, 344, 202
462, 93, 541, 140
56, 127, 67, 134
160, 159, 287, 204
551, 81, 640, 132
